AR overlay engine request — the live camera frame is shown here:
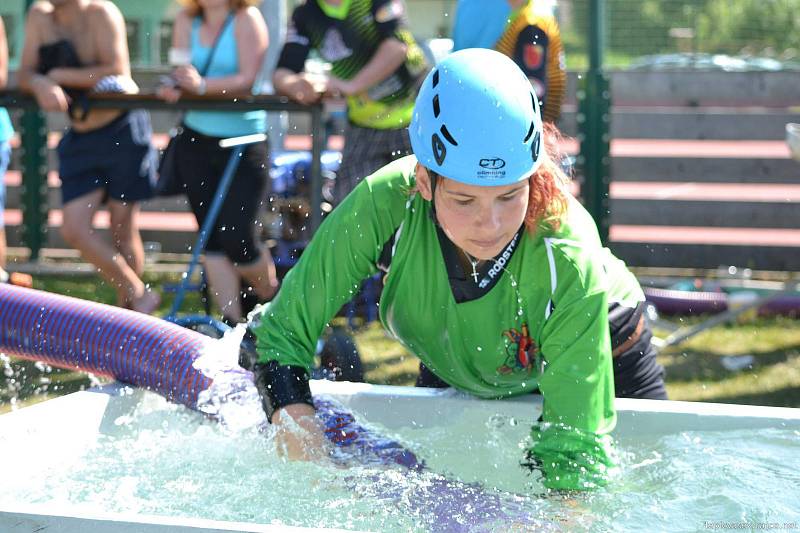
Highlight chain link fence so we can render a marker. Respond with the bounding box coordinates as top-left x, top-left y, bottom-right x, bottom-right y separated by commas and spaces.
559, 0, 800, 70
